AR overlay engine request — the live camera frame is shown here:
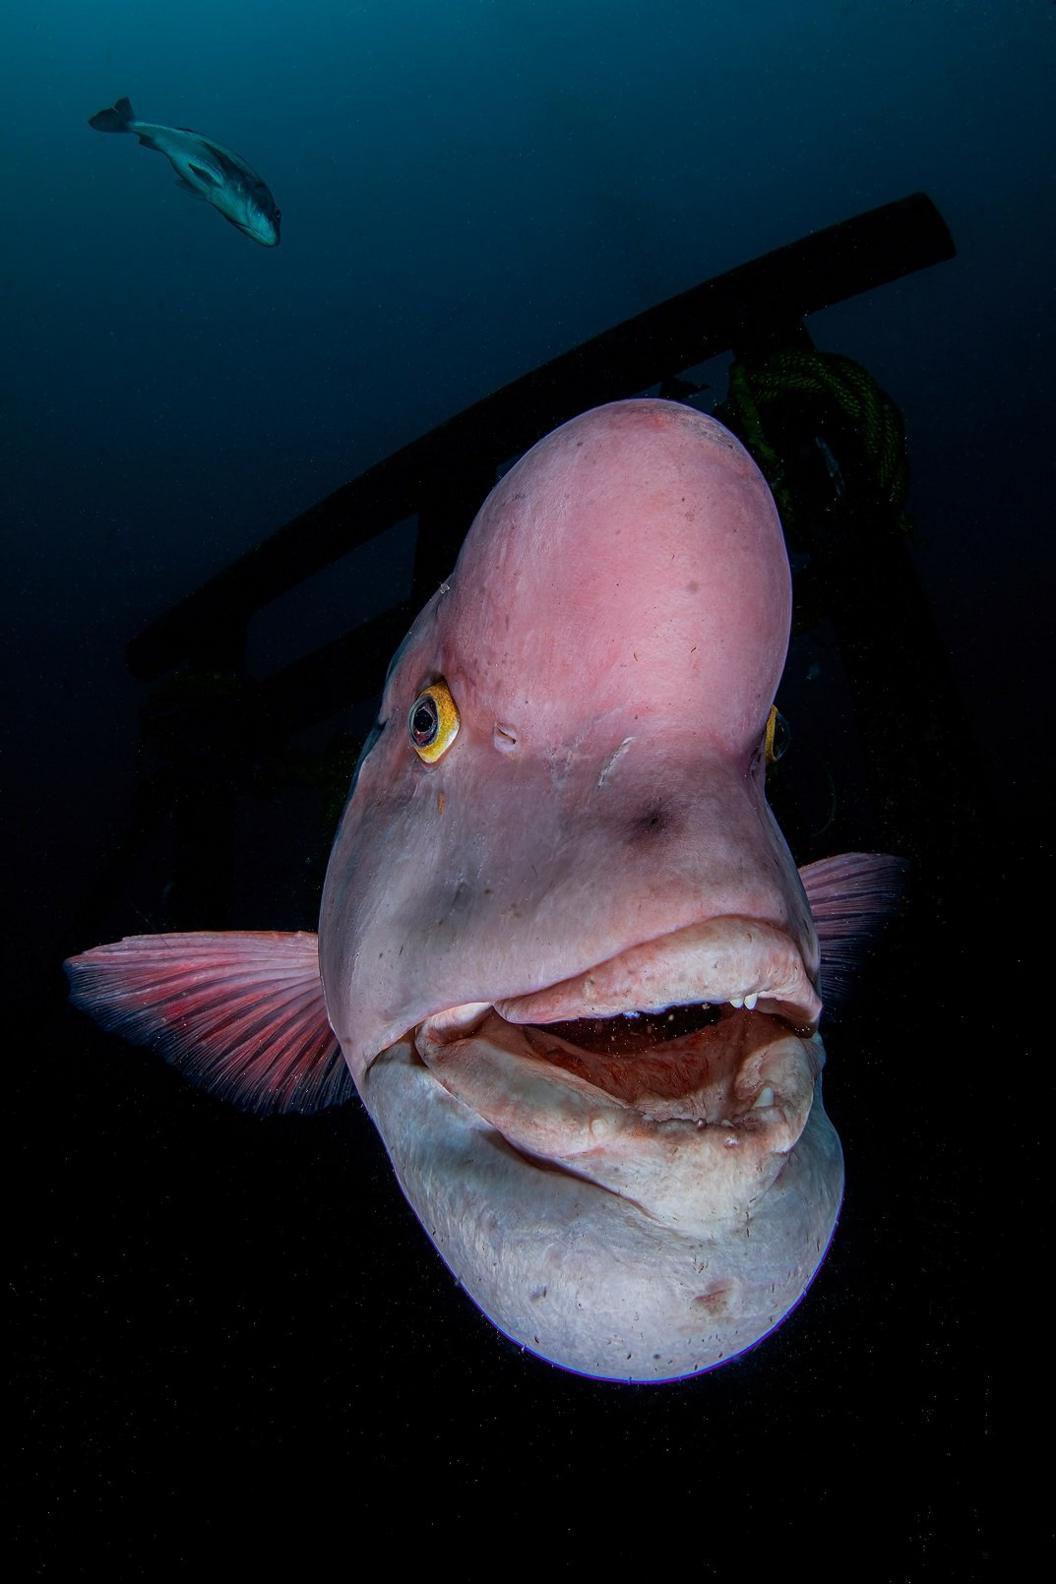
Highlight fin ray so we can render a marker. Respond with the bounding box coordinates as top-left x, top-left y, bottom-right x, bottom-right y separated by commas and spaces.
799, 852, 907, 1011
65, 931, 353, 1115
